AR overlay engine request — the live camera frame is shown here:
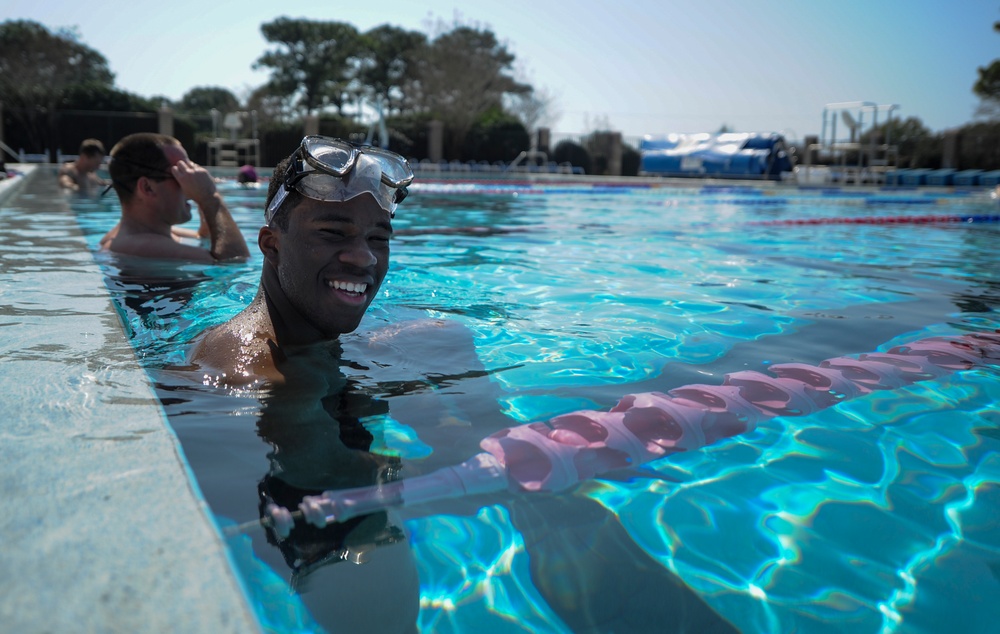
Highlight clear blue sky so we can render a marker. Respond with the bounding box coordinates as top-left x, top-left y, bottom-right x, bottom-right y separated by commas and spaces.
3, 0, 998, 140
